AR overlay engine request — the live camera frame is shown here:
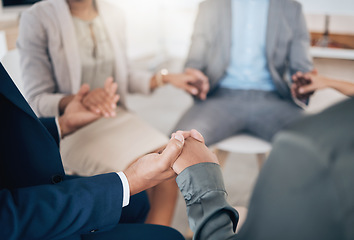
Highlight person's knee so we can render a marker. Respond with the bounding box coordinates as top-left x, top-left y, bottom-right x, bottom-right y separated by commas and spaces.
172, 105, 210, 134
